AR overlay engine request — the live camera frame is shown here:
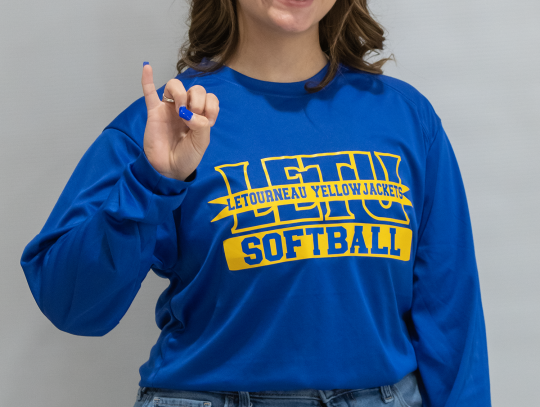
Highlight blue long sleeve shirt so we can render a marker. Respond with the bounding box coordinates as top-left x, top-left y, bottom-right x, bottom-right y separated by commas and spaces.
20, 60, 491, 406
